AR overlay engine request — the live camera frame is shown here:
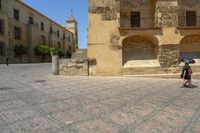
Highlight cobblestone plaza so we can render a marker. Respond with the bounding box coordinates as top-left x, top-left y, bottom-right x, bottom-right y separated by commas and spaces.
0, 64, 200, 133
